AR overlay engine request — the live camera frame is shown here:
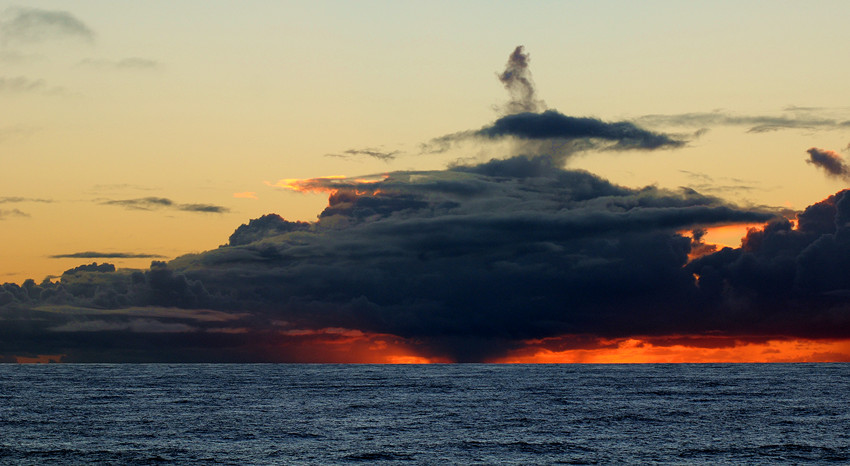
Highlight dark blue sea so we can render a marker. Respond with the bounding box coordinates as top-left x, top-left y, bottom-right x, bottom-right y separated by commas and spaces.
0, 364, 848, 464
